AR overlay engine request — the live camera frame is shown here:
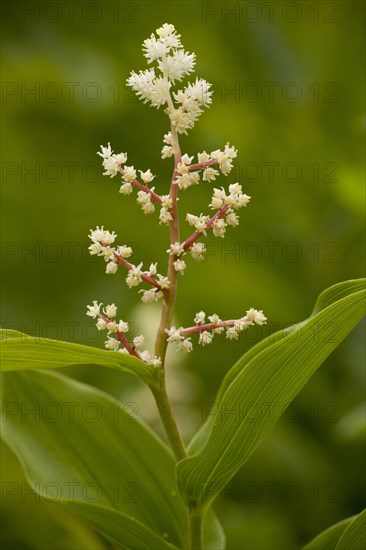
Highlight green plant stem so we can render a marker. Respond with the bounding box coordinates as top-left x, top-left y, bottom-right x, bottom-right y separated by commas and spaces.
150, 368, 186, 462
189, 508, 203, 550
152, 93, 203, 550
154, 94, 181, 365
